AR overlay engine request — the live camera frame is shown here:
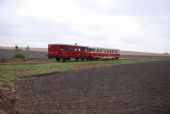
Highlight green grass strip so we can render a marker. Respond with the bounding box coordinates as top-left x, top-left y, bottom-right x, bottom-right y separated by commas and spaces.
0, 58, 170, 84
